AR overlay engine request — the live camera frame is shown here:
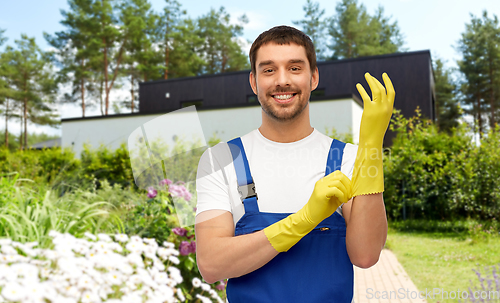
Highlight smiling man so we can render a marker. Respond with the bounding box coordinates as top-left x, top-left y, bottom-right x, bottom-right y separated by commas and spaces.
195, 25, 394, 302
